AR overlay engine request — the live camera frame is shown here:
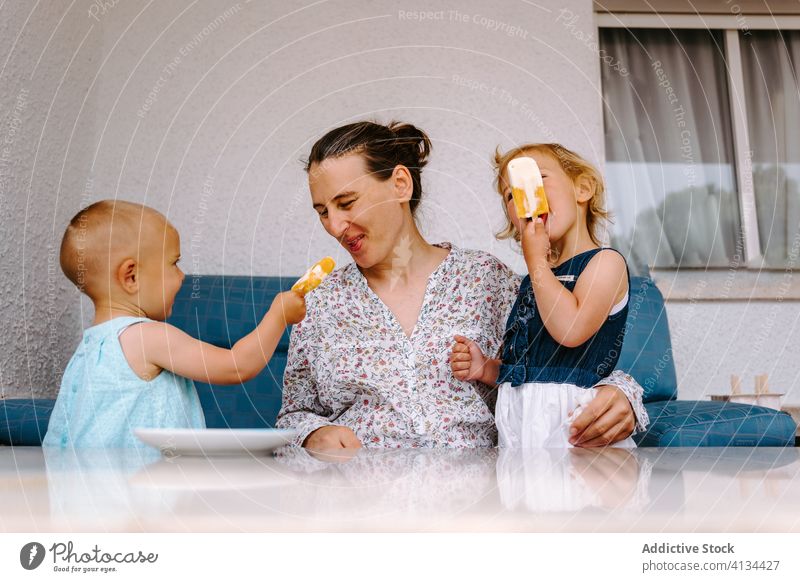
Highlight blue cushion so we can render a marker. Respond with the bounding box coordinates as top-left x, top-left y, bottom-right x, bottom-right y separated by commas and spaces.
618, 277, 677, 404
3, 275, 796, 448
166, 275, 296, 428
636, 400, 797, 447
0, 398, 55, 445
